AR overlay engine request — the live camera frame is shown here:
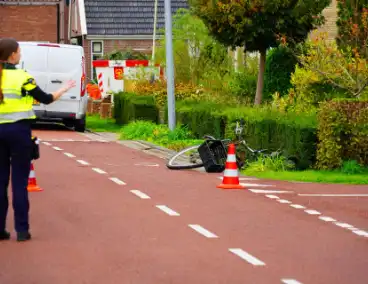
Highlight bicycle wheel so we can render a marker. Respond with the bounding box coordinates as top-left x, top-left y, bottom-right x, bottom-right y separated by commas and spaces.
166, 144, 204, 170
